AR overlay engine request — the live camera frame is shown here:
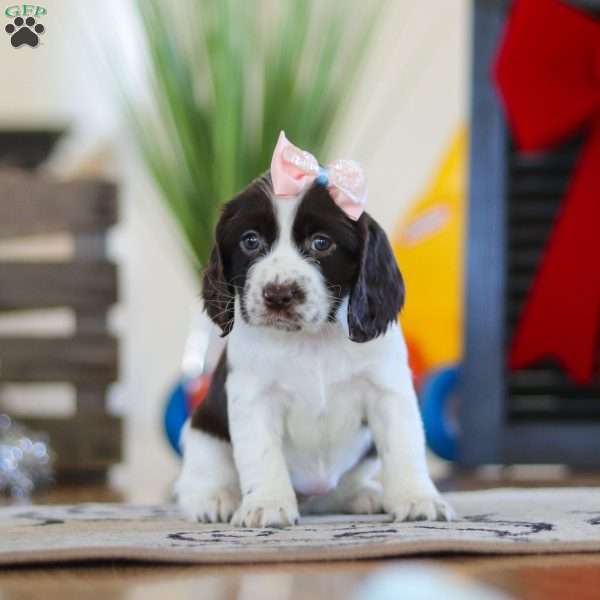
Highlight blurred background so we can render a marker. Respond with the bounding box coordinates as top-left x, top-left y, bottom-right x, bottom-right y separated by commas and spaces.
3, 0, 597, 505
